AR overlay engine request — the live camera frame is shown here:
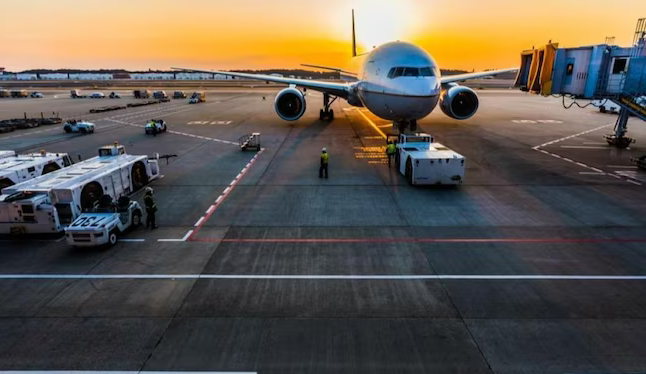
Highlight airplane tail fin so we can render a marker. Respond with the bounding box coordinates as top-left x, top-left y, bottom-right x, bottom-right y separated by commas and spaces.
352, 9, 357, 57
